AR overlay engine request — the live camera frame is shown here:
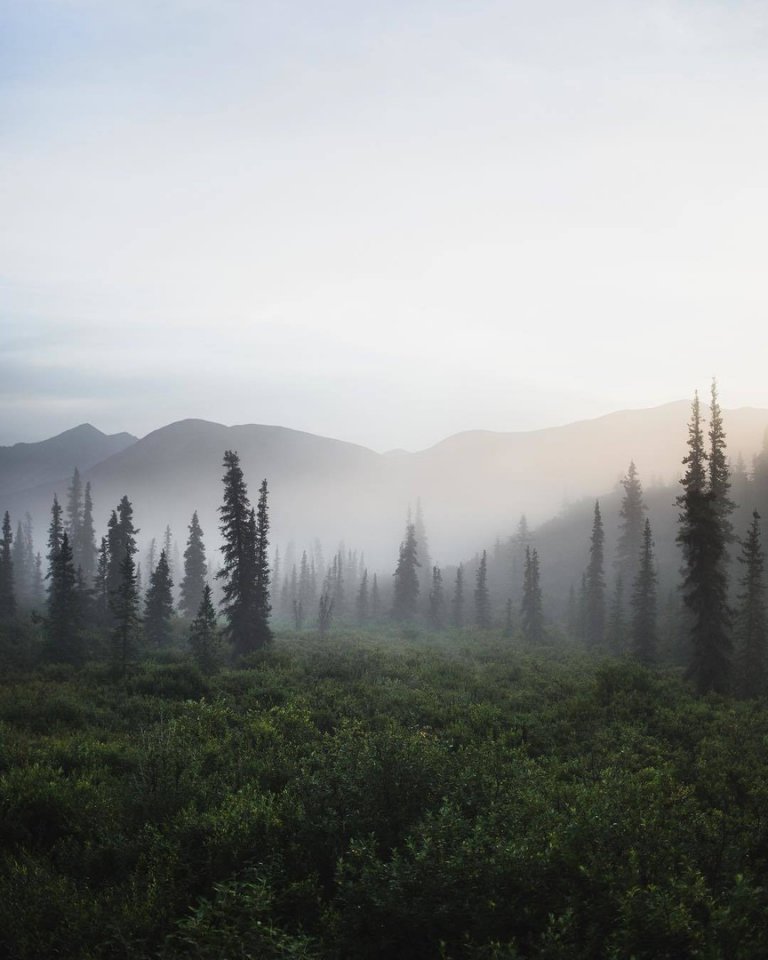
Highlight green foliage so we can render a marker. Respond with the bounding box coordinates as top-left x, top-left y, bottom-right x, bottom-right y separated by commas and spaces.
2, 633, 768, 958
